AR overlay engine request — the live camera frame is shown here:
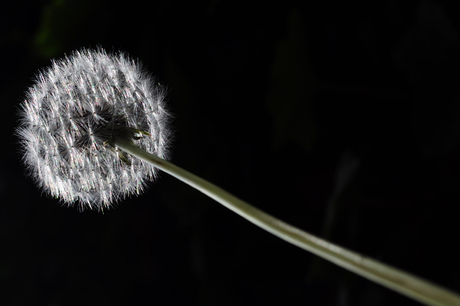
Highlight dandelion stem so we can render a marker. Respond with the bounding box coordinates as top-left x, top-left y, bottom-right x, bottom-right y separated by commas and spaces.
115, 138, 460, 306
